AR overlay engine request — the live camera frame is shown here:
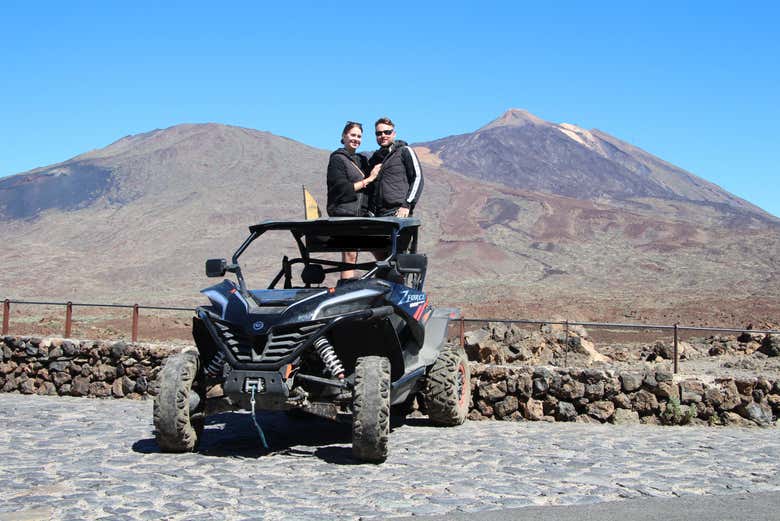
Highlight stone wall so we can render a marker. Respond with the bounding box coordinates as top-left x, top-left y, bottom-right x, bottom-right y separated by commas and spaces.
469, 364, 779, 427
0, 336, 175, 399
2, 335, 778, 427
